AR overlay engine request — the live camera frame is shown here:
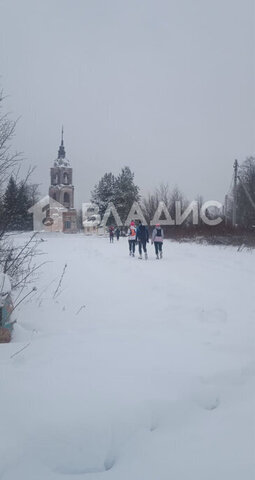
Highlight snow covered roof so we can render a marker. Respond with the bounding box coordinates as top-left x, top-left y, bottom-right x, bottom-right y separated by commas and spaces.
28, 195, 68, 213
